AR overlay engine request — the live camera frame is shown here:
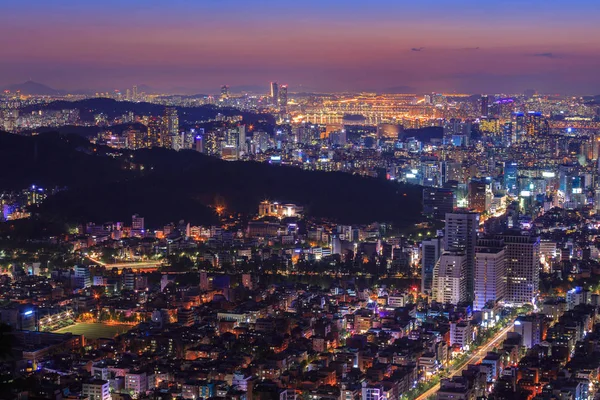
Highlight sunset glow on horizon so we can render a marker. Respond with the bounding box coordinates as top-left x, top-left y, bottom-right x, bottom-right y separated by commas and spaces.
3, 0, 600, 94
